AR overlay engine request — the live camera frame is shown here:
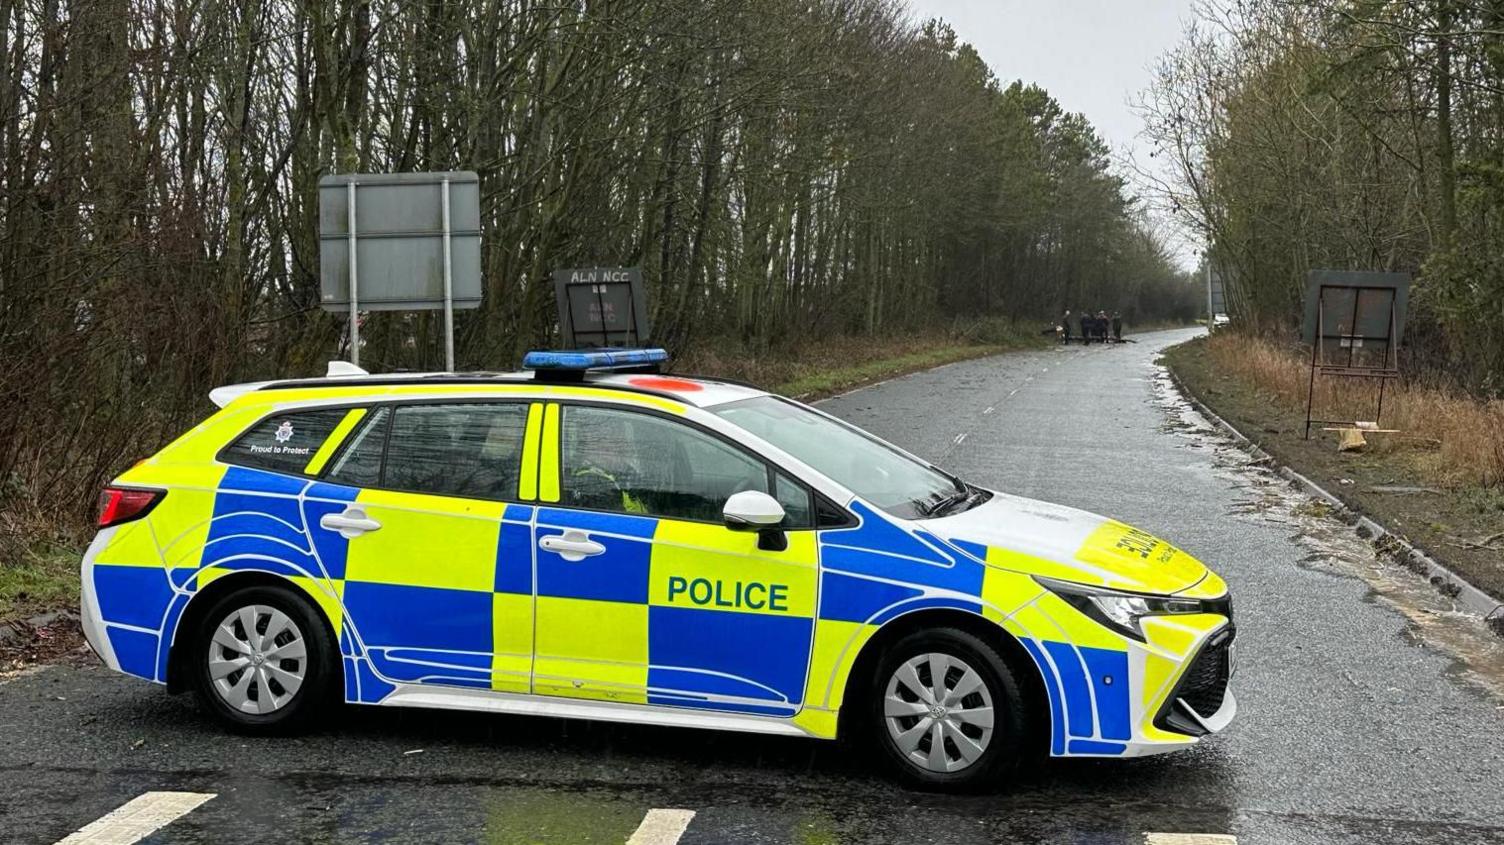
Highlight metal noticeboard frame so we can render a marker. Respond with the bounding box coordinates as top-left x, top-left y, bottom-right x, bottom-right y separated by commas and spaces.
1301, 270, 1410, 439
551, 267, 650, 349
318, 171, 482, 370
